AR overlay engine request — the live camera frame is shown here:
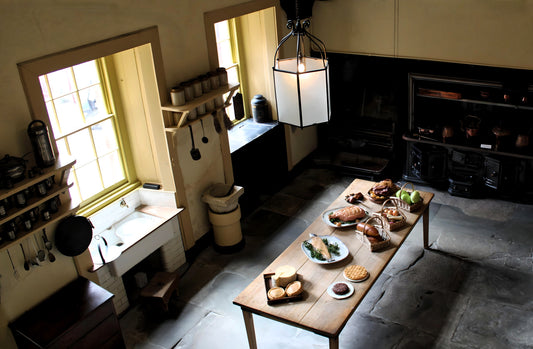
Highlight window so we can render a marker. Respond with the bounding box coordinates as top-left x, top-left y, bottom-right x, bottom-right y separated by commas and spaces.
18, 27, 170, 217
39, 60, 126, 205
215, 19, 244, 121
